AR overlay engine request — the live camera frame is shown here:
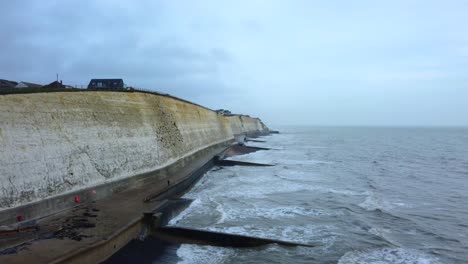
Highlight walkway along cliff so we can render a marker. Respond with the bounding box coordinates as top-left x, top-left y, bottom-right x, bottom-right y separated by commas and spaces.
0, 90, 271, 263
